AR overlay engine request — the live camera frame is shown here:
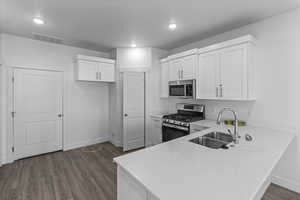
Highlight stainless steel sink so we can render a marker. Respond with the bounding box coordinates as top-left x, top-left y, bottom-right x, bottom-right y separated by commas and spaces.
189, 132, 233, 149
203, 132, 233, 143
